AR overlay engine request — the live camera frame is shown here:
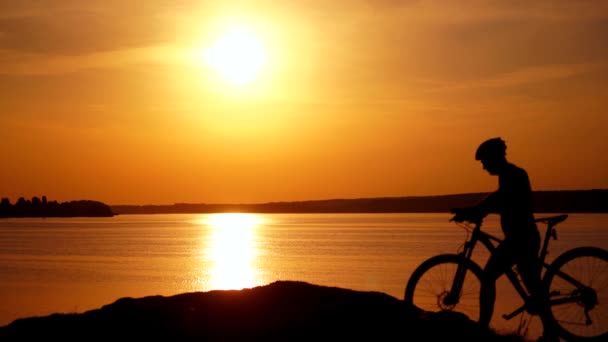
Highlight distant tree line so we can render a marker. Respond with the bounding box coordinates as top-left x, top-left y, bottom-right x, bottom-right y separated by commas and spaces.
0, 196, 114, 218
111, 189, 607, 215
